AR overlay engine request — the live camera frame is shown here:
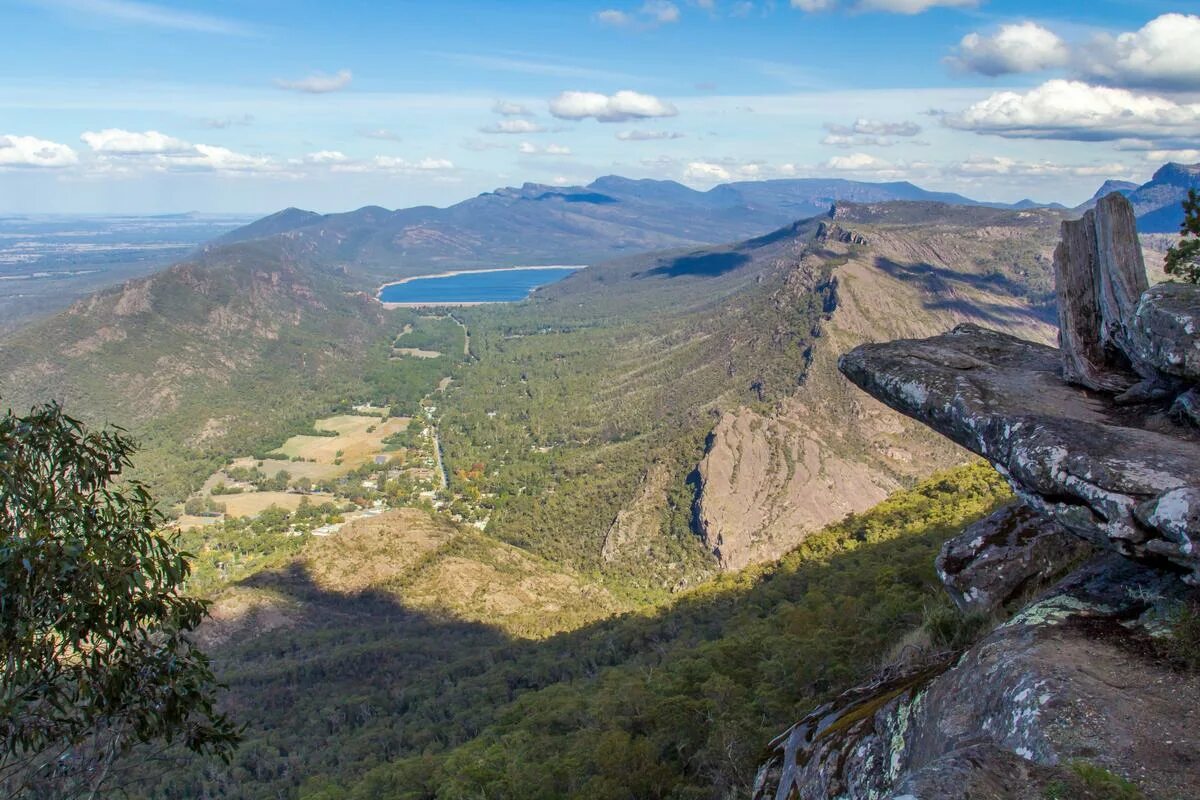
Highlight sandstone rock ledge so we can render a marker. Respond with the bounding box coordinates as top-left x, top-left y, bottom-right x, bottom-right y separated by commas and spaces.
839, 323, 1200, 584
753, 554, 1200, 800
